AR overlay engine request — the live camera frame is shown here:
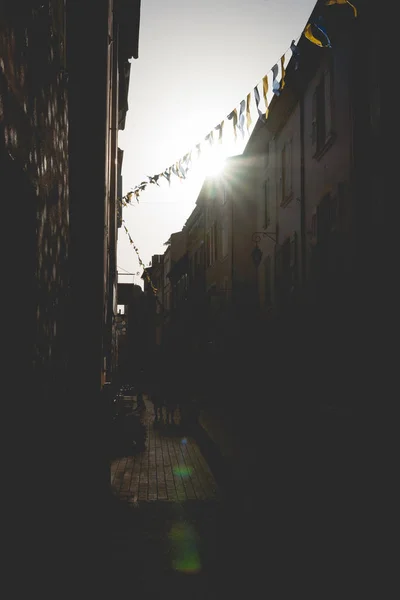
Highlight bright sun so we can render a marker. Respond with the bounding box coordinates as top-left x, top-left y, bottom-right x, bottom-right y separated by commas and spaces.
202, 153, 226, 176
191, 137, 246, 180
